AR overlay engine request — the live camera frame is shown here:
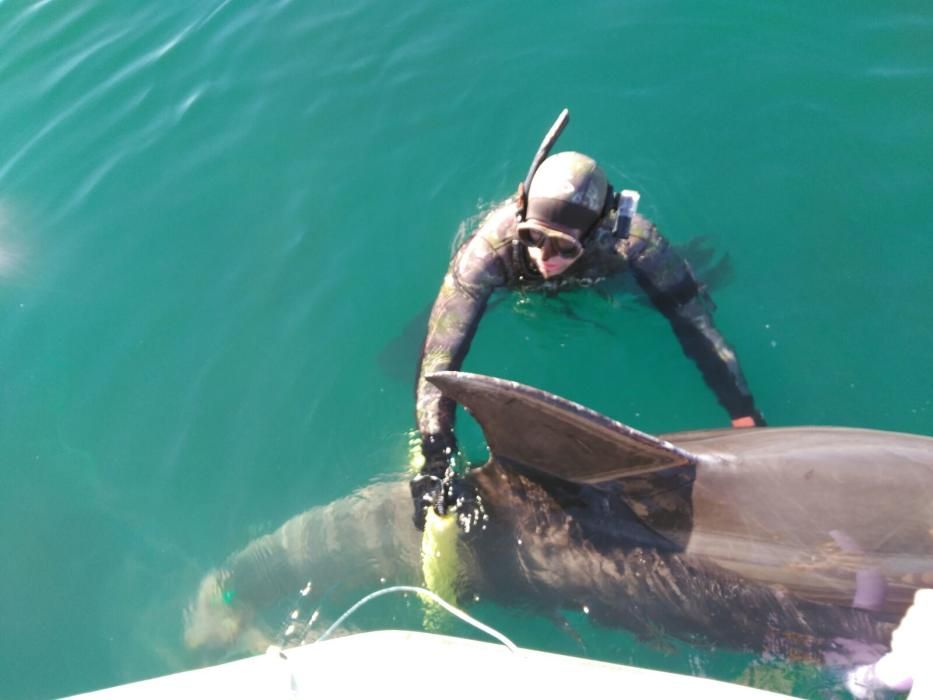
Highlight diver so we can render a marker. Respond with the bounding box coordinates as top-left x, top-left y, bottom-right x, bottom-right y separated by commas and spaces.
412, 109, 765, 530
